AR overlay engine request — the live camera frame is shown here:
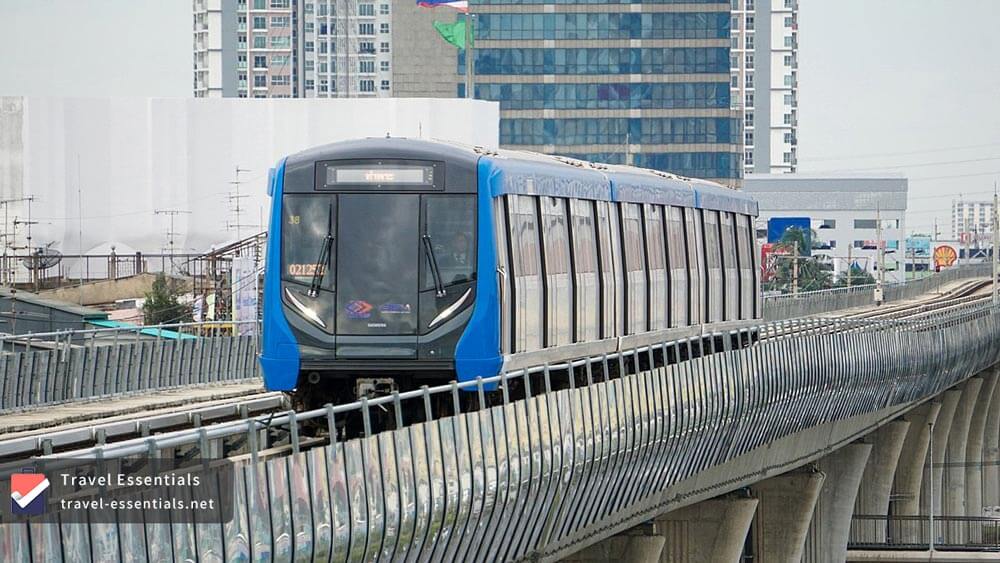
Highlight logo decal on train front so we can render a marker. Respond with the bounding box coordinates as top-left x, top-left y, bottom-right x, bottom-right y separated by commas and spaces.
379, 303, 412, 315
345, 300, 373, 319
